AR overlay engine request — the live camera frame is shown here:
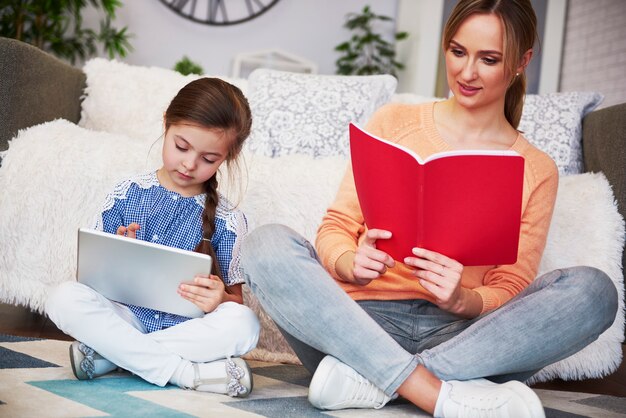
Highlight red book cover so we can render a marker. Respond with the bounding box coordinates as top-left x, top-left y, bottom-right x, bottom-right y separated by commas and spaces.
349, 123, 525, 266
